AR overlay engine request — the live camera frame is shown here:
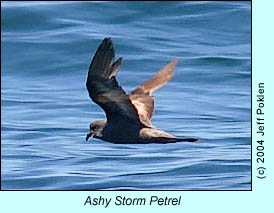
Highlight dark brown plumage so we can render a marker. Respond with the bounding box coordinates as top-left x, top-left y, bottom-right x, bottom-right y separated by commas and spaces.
85, 38, 199, 144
